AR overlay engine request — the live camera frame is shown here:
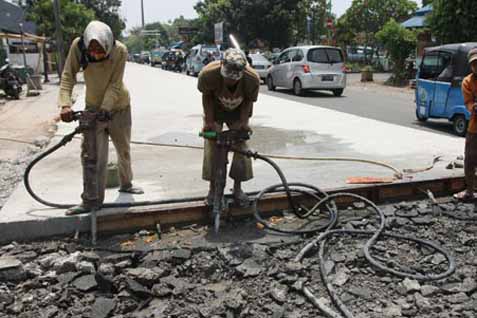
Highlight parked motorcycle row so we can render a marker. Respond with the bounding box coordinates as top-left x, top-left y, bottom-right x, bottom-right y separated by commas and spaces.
0, 59, 22, 100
